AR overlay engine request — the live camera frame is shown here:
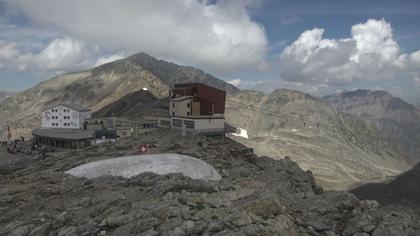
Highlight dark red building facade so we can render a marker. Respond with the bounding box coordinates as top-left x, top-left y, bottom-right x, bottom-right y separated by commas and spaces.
171, 83, 226, 116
